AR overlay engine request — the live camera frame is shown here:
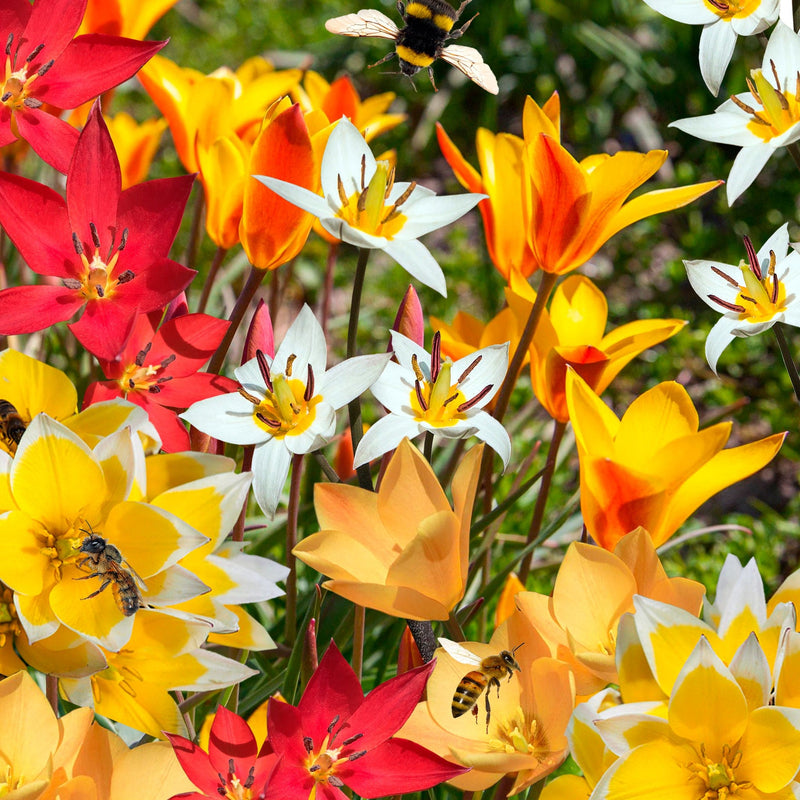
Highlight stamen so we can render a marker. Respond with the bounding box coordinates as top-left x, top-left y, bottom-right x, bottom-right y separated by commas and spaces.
116, 269, 134, 284
244, 767, 255, 789
63, 278, 81, 289
386, 164, 396, 196
256, 412, 280, 428
25, 43, 44, 63
457, 384, 493, 412
36, 59, 54, 77
457, 355, 482, 383
135, 343, 152, 367
156, 376, 172, 383
228, 759, 235, 776
740, 293, 758, 305
710, 265, 740, 288
327, 715, 340, 734
23, 97, 42, 108
743, 235, 762, 279
730, 94, 770, 124
768, 250, 777, 275
149, 385, 161, 394
707, 0, 728, 8
119, 228, 129, 250
342, 733, 364, 745
128, 379, 135, 389
256, 349, 273, 392
411, 354, 425, 382
357, 185, 368, 213
771, 273, 779, 304
285, 354, 296, 377
238, 386, 263, 405
95, 284, 104, 298
161, 354, 176, 368
72, 232, 83, 255
770, 59, 789, 109
89, 222, 101, 249
329, 776, 345, 788
304, 363, 315, 402
442, 392, 459, 406
360, 154, 366, 190
431, 330, 441, 382
303, 736, 314, 753
5, 34, 12, 56
348, 750, 368, 761
0, 93, 10, 103
746, 75, 761, 104
309, 765, 321, 773
337, 174, 348, 207
415, 381, 428, 411
708, 295, 746, 313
